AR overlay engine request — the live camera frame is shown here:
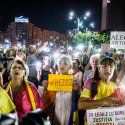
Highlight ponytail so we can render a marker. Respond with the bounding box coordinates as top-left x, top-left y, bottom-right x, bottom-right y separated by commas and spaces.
90, 68, 100, 97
